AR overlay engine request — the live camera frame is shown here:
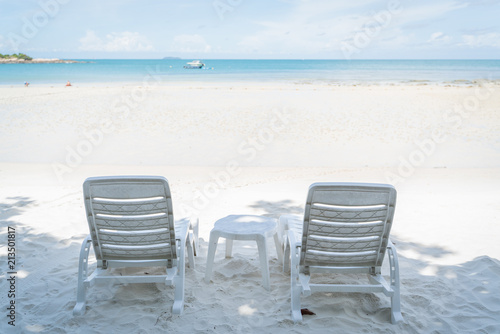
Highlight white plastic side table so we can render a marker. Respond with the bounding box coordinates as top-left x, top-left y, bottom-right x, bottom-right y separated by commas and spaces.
204, 215, 283, 290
